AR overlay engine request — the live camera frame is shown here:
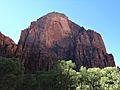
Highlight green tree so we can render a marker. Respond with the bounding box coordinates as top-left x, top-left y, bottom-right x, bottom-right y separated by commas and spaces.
100, 67, 120, 90
55, 60, 76, 90
0, 57, 24, 90
35, 70, 59, 90
87, 68, 102, 90
0, 57, 24, 77
15, 74, 37, 90
77, 66, 89, 90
